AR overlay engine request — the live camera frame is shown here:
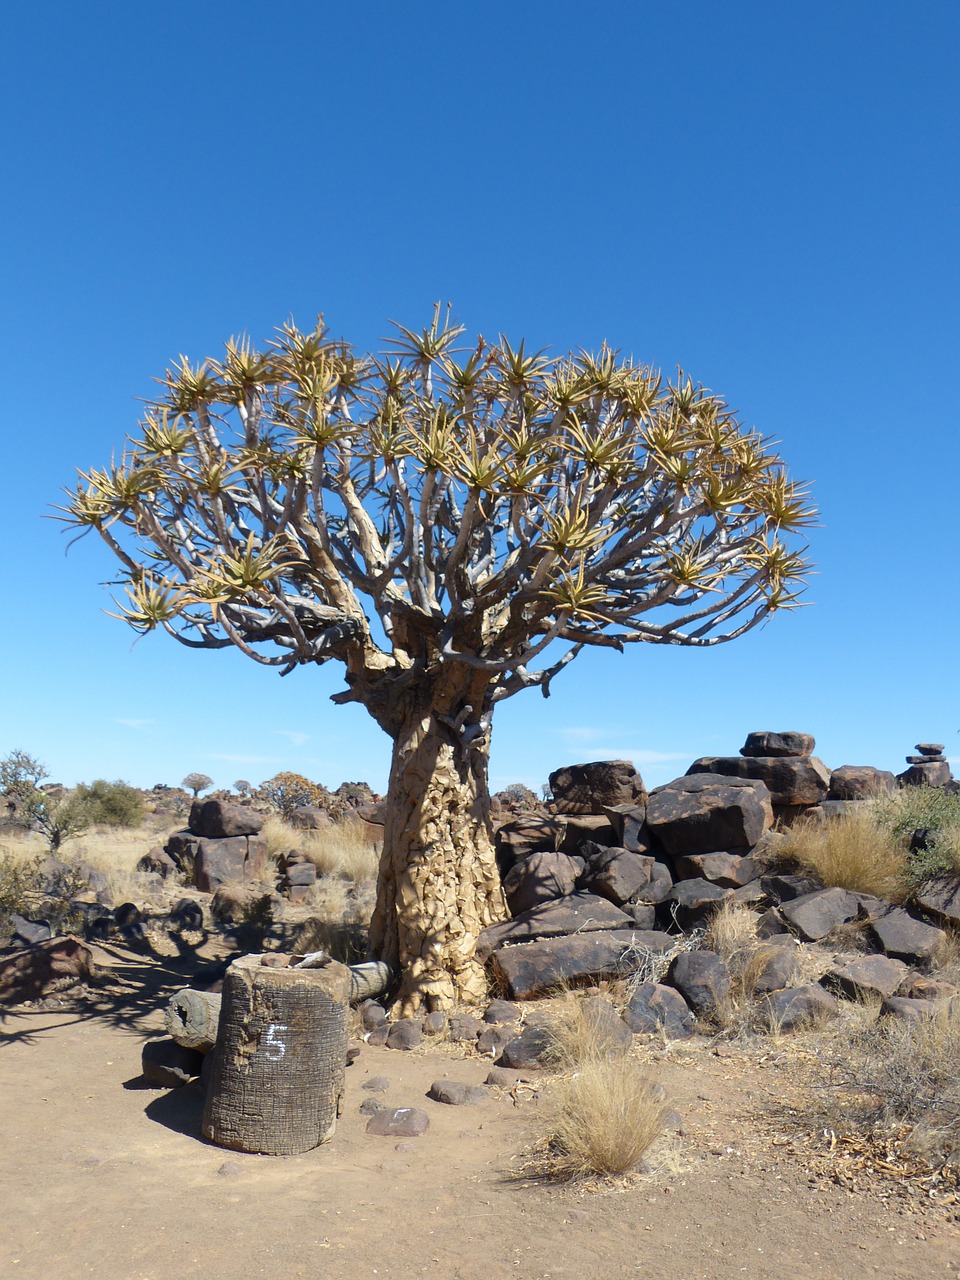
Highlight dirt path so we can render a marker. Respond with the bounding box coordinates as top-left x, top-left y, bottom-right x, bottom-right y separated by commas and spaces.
2, 985, 960, 1280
